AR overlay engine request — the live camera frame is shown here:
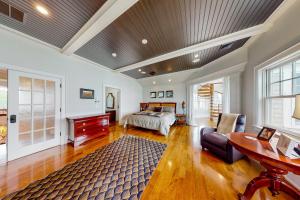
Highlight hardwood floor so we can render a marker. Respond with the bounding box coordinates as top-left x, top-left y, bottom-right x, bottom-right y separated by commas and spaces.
0, 124, 294, 199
